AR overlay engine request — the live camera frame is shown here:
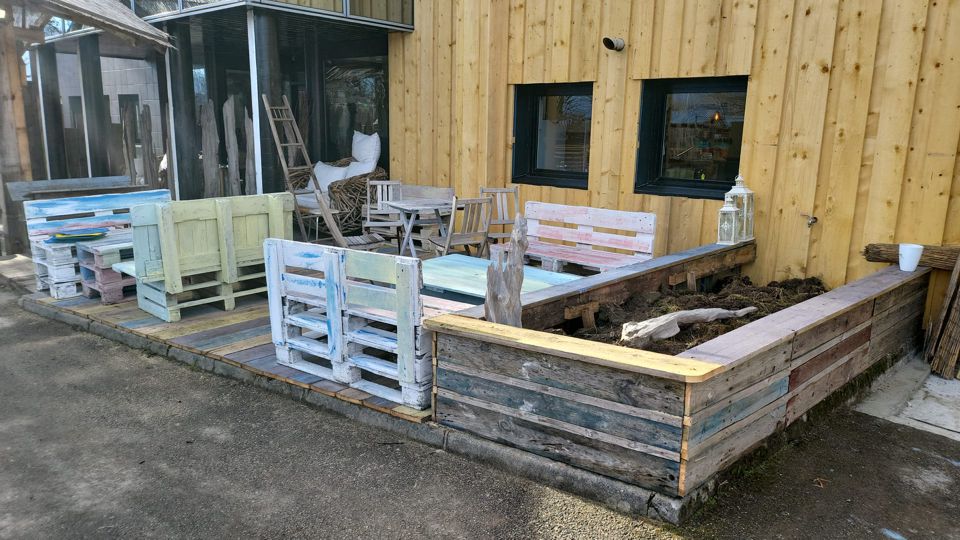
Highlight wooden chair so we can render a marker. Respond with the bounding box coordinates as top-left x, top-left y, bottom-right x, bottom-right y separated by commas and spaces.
315, 182, 390, 251
428, 196, 493, 257
364, 180, 404, 241
480, 186, 520, 243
